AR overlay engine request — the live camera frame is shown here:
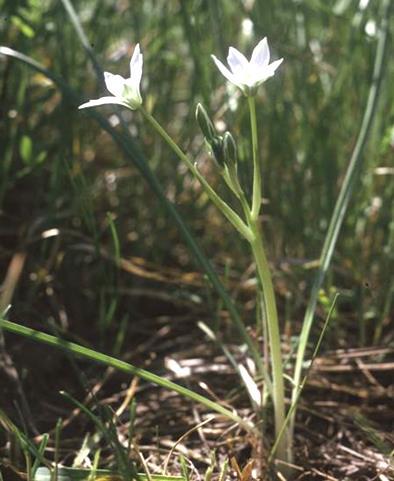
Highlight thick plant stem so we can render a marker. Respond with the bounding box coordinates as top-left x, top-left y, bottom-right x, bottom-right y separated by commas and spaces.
248, 96, 262, 220
249, 221, 290, 466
